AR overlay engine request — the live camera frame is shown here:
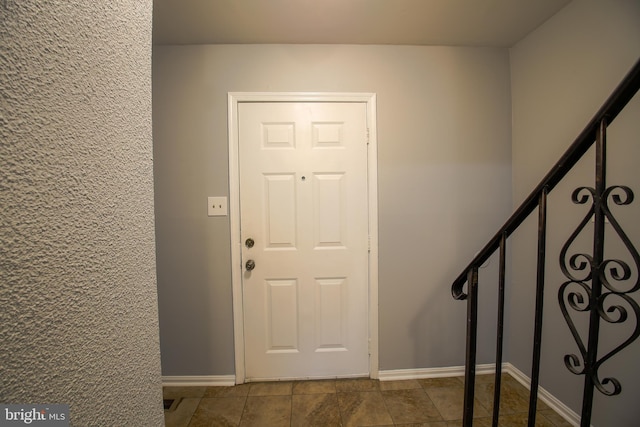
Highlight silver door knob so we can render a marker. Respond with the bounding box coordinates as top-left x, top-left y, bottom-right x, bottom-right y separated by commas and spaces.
245, 259, 256, 271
